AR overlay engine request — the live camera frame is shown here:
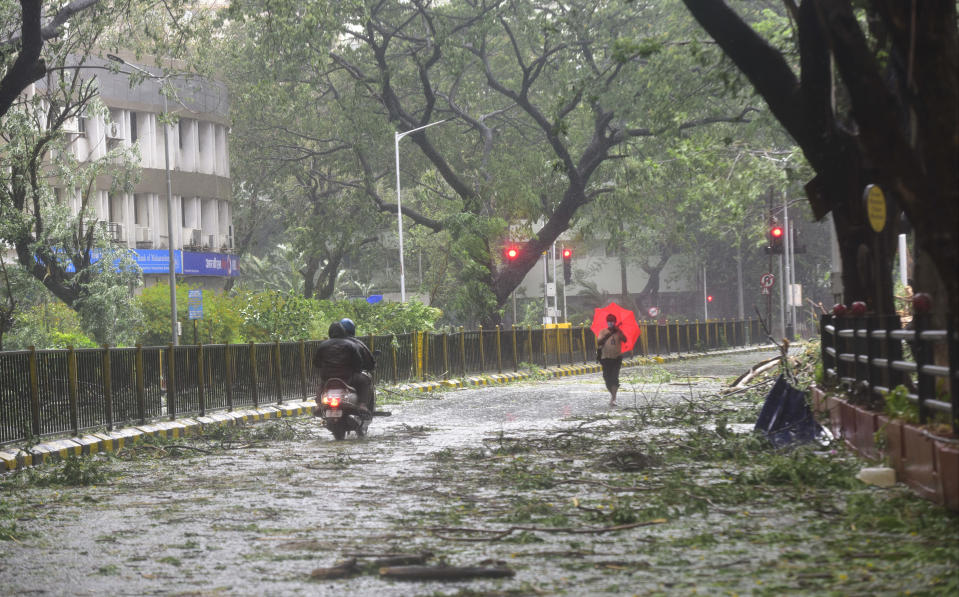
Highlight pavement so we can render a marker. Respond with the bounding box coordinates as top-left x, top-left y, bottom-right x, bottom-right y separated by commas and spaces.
0, 345, 775, 472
